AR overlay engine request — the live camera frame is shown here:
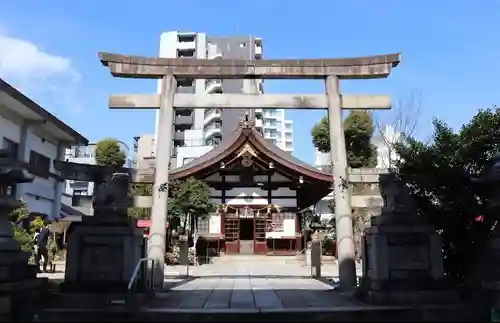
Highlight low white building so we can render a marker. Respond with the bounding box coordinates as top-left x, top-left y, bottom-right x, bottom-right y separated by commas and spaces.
0, 78, 88, 220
